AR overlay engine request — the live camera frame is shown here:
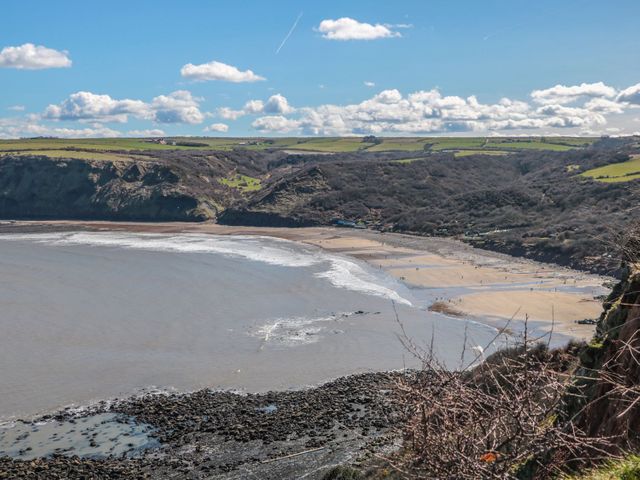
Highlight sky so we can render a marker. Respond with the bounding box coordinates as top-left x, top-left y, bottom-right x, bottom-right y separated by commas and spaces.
1, 0, 639, 138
